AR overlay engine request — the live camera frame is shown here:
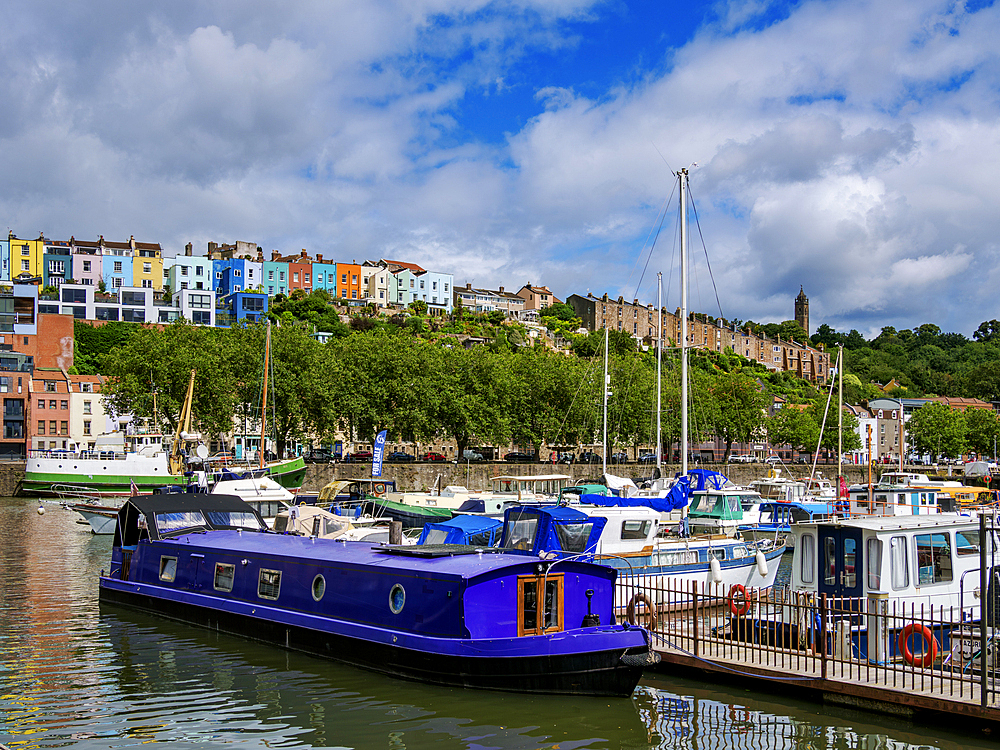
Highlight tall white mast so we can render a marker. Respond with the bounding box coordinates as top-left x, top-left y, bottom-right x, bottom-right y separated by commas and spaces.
656, 272, 662, 472
602, 325, 609, 475
679, 168, 689, 478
